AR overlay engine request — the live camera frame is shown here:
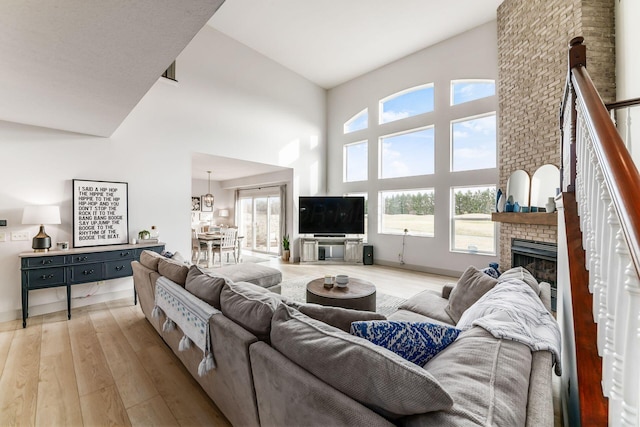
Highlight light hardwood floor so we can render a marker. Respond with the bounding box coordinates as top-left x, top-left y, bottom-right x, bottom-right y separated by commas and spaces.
0, 258, 456, 427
